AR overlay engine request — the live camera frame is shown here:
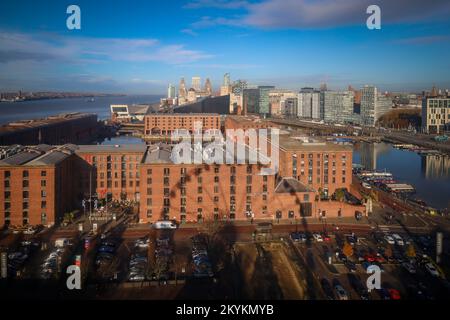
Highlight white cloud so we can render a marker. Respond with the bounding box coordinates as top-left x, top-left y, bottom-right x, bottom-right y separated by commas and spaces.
0, 30, 212, 64
186, 0, 450, 29
181, 28, 199, 36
